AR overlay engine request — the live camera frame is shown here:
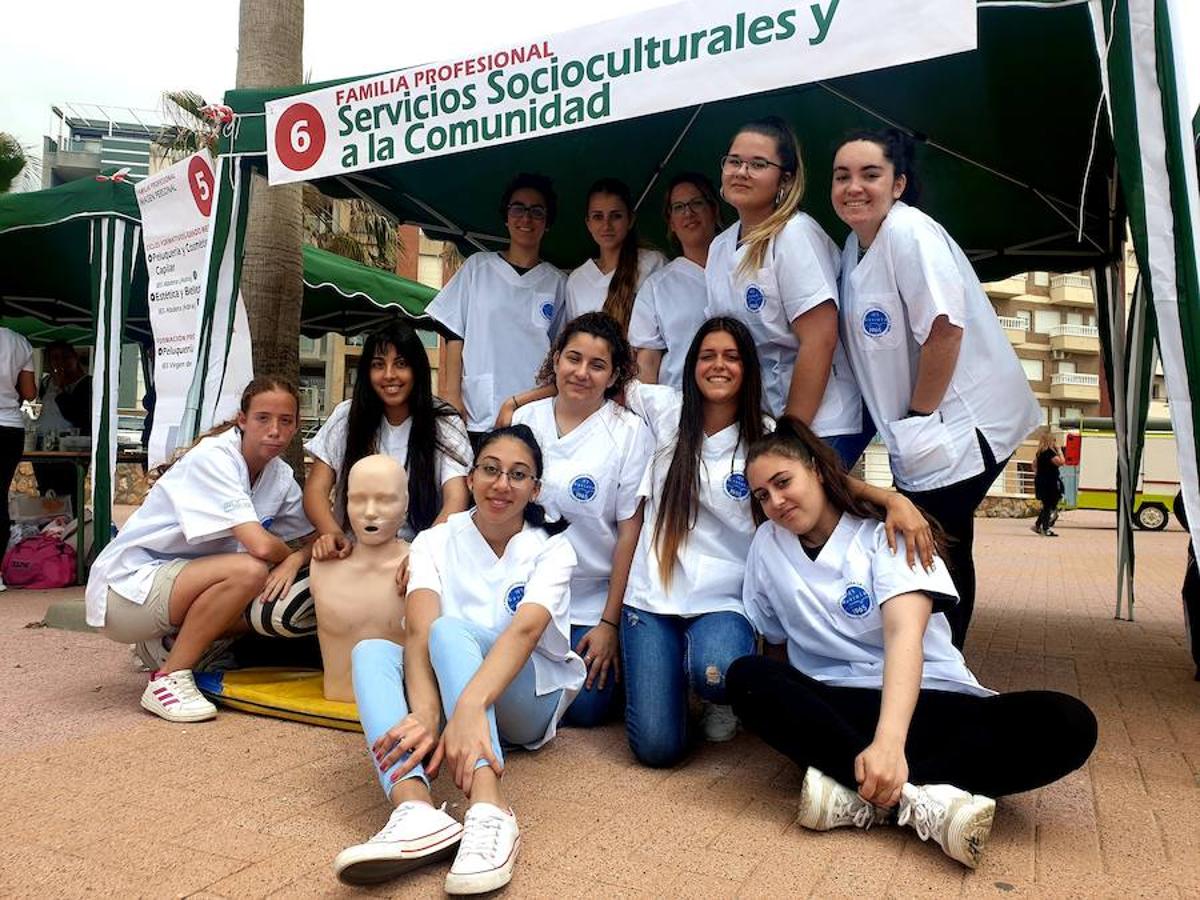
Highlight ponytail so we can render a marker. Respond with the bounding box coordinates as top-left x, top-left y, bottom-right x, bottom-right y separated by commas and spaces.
587, 178, 641, 333
732, 116, 806, 277
840, 127, 922, 205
